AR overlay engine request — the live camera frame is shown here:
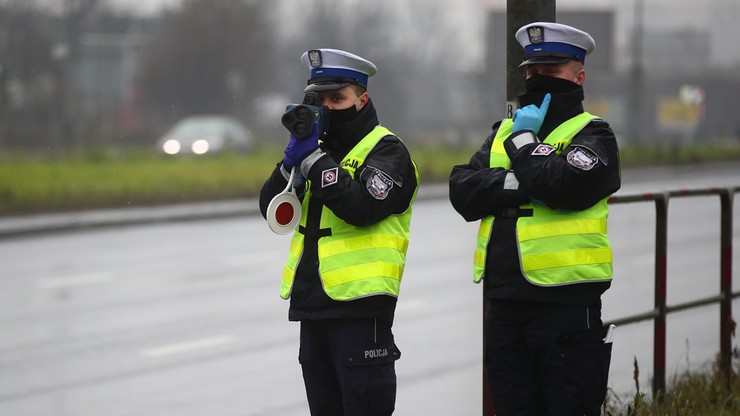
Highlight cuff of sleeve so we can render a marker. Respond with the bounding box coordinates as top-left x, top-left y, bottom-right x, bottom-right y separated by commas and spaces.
299, 149, 327, 177
503, 171, 520, 190
511, 131, 539, 149
279, 164, 291, 181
